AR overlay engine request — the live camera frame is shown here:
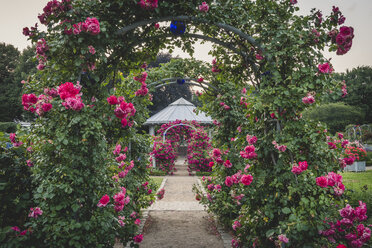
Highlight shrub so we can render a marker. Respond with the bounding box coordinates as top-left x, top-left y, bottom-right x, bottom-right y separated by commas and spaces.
303, 103, 364, 134
0, 133, 34, 246
0, 122, 17, 133
362, 131, 372, 144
